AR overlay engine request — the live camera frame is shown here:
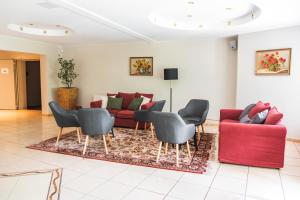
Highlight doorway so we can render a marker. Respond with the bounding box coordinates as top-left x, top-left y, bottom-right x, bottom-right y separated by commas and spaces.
25, 61, 41, 110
